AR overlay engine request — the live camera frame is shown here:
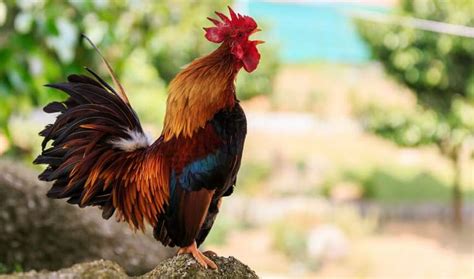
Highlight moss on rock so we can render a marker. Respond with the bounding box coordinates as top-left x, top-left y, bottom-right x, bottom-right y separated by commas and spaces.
1, 260, 126, 279
143, 253, 258, 278
2, 254, 258, 279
